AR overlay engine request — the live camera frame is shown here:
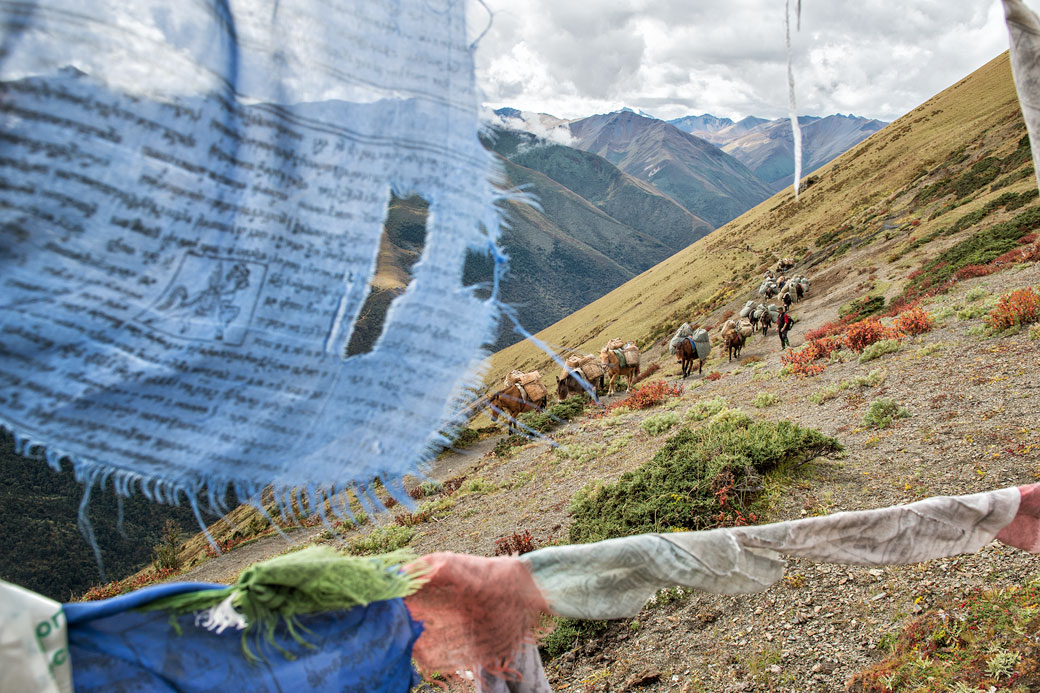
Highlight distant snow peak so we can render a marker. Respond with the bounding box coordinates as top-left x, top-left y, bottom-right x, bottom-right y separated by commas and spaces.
488, 106, 575, 146
619, 106, 655, 119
